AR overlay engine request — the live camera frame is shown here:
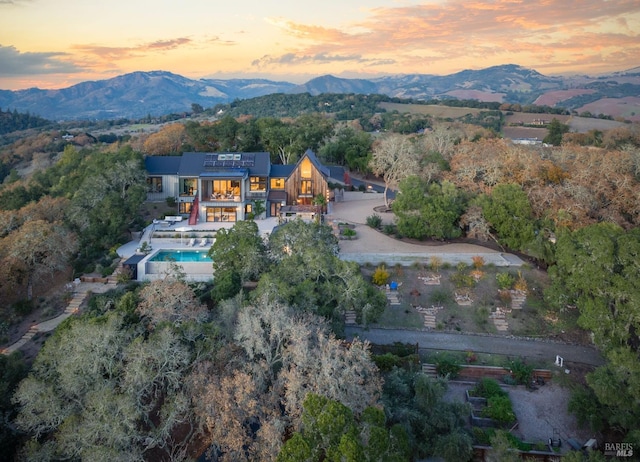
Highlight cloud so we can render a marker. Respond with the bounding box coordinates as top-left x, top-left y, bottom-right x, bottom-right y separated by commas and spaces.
73, 37, 193, 61
0, 45, 83, 76
260, 0, 640, 74
252, 52, 375, 67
